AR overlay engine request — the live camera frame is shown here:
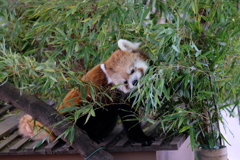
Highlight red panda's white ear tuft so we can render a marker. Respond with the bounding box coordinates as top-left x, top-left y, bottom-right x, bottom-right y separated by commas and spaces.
118, 39, 141, 52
